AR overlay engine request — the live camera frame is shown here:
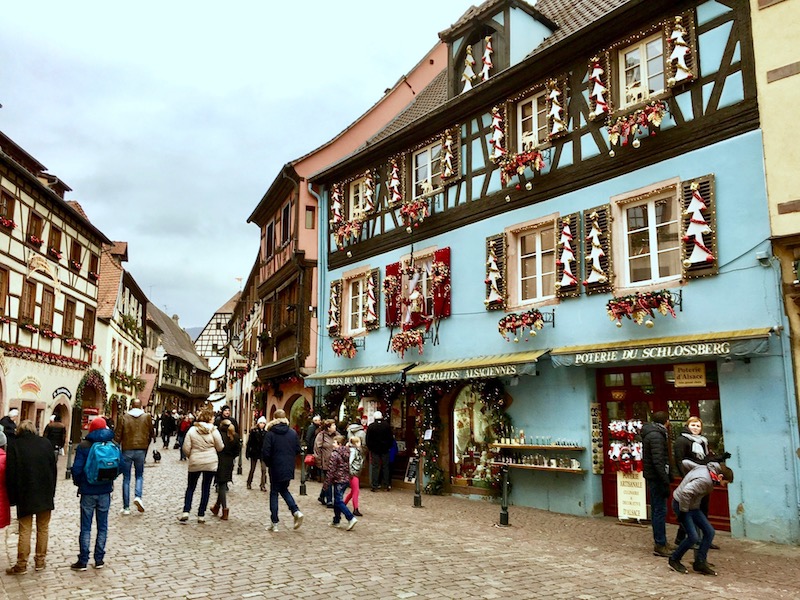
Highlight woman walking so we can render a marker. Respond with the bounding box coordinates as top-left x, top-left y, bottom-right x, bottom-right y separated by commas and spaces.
314, 419, 337, 508
179, 407, 223, 524
211, 419, 241, 520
